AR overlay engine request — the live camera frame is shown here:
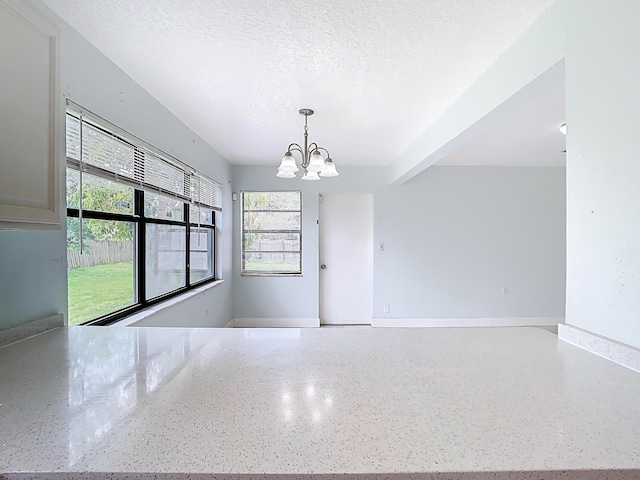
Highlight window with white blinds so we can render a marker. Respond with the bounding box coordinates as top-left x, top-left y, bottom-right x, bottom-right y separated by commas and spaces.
65, 101, 221, 326
65, 104, 222, 210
